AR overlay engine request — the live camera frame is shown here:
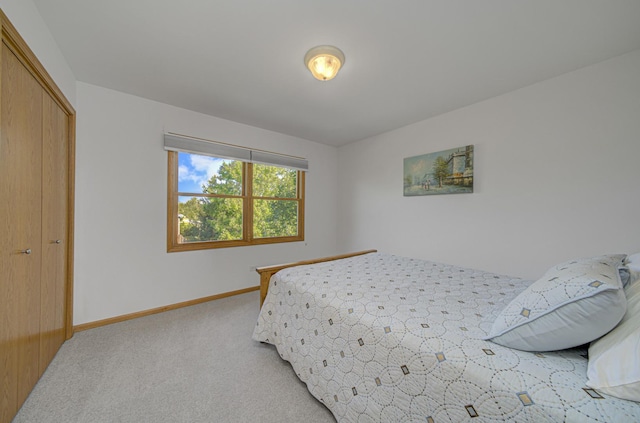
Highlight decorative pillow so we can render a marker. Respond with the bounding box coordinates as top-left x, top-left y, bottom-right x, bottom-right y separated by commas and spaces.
587, 278, 640, 402
624, 253, 640, 292
619, 267, 631, 287
627, 269, 640, 292
484, 254, 627, 352
626, 252, 640, 272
